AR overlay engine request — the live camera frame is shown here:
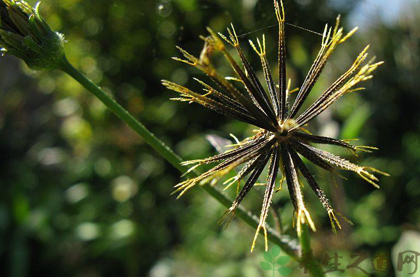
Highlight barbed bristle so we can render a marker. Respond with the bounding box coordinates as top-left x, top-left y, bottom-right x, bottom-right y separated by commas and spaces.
163, 0, 387, 251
